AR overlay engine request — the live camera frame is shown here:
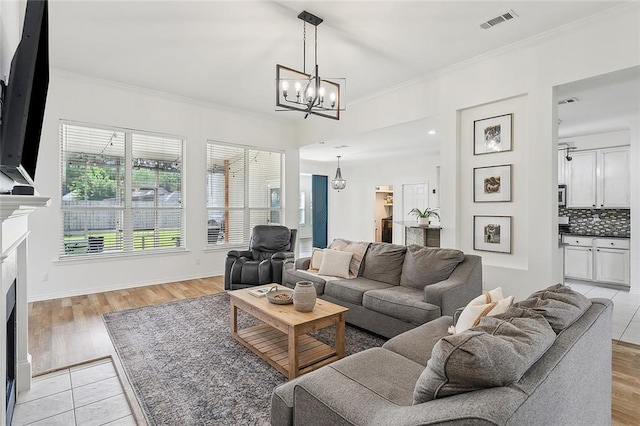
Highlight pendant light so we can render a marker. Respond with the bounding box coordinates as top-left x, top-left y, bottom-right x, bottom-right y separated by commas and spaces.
331, 156, 346, 191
